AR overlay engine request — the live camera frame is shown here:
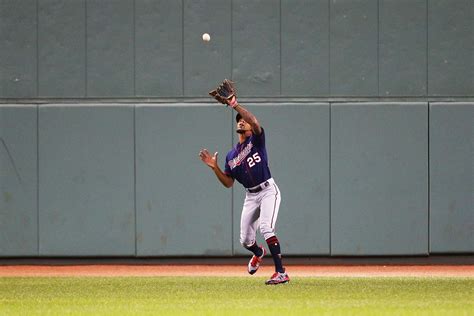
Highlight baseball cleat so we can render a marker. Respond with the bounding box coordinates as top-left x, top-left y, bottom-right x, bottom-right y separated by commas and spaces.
265, 271, 290, 285
247, 246, 266, 275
